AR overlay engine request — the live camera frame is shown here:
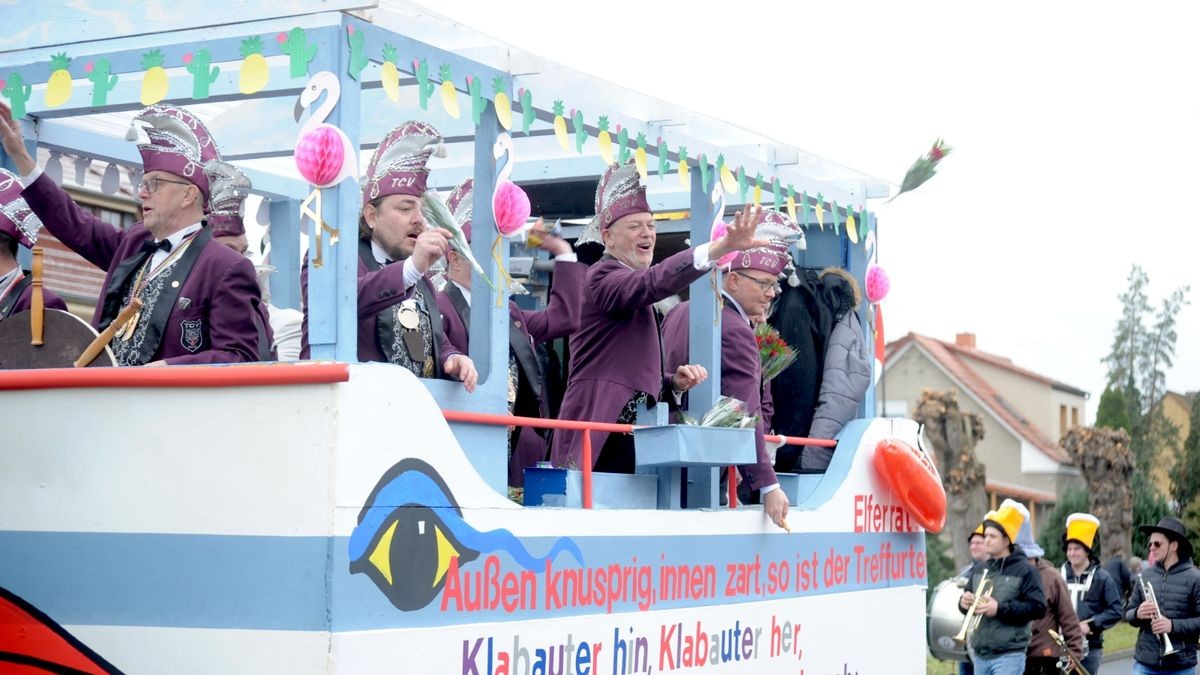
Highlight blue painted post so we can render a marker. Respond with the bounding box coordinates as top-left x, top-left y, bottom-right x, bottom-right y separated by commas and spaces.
428, 98, 509, 493
304, 25, 358, 362
685, 167, 722, 509
268, 199, 301, 310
